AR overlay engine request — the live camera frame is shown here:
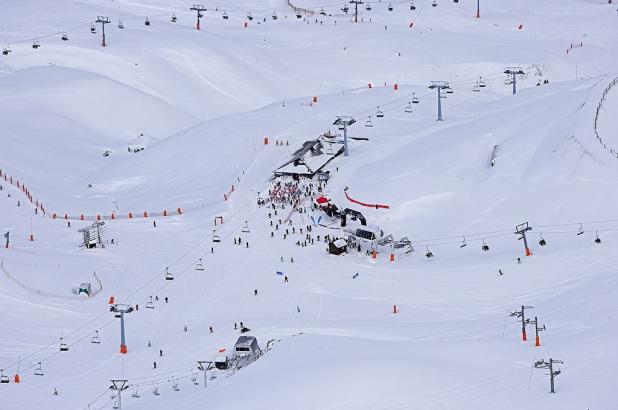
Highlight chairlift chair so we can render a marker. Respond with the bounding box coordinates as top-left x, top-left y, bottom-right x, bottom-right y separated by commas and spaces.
241, 221, 250, 233
504, 77, 511, 85
481, 239, 490, 251
146, 296, 155, 309
247, 12, 254, 20
342, 4, 349, 13
191, 371, 199, 385
59, 336, 69, 352
195, 258, 205, 271
165, 267, 174, 281
432, 0, 438, 7
153, 382, 160, 396
376, 106, 384, 118
320, 7, 327, 15
365, 116, 373, 127
272, 11, 278, 20
114, 308, 122, 318
118, 19, 125, 29
223, 11, 229, 20
61, 32, 69, 41
446, 87, 453, 94
366, 3, 372, 11
0, 369, 9, 383
425, 246, 434, 258
32, 39, 40, 49
296, 13, 302, 19
478, 77, 487, 88
172, 378, 180, 391
171, 14, 178, 22
145, 17, 151, 26
472, 83, 480, 92
577, 224, 584, 236
405, 102, 412, 113
91, 23, 97, 34
34, 362, 44, 376
459, 237, 467, 248
595, 231, 601, 244
2, 47, 11, 56
91, 331, 101, 344
387, 2, 393, 11
131, 386, 140, 398
412, 93, 420, 103
538, 233, 546, 246
212, 230, 221, 243
410, 2, 416, 10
